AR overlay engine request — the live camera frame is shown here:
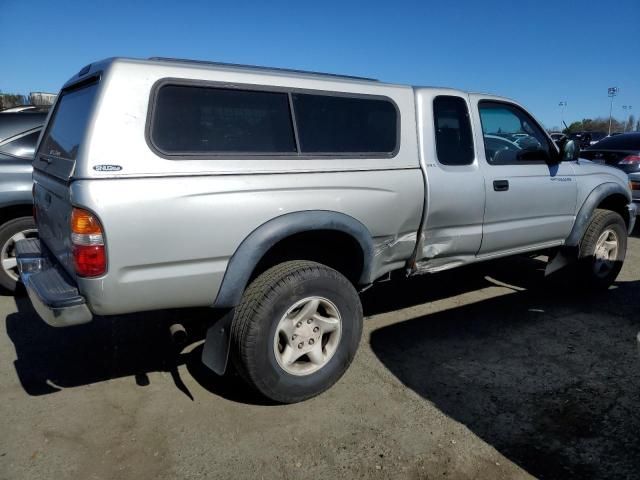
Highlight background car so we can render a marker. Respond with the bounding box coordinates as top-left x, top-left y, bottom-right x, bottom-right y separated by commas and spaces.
587, 131, 607, 146
0, 105, 50, 114
482, 134, 521, 163
580, 132, 640, 213
550, 132, 567, 143
568, 131, 607, 149
0, 111, 46, 291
